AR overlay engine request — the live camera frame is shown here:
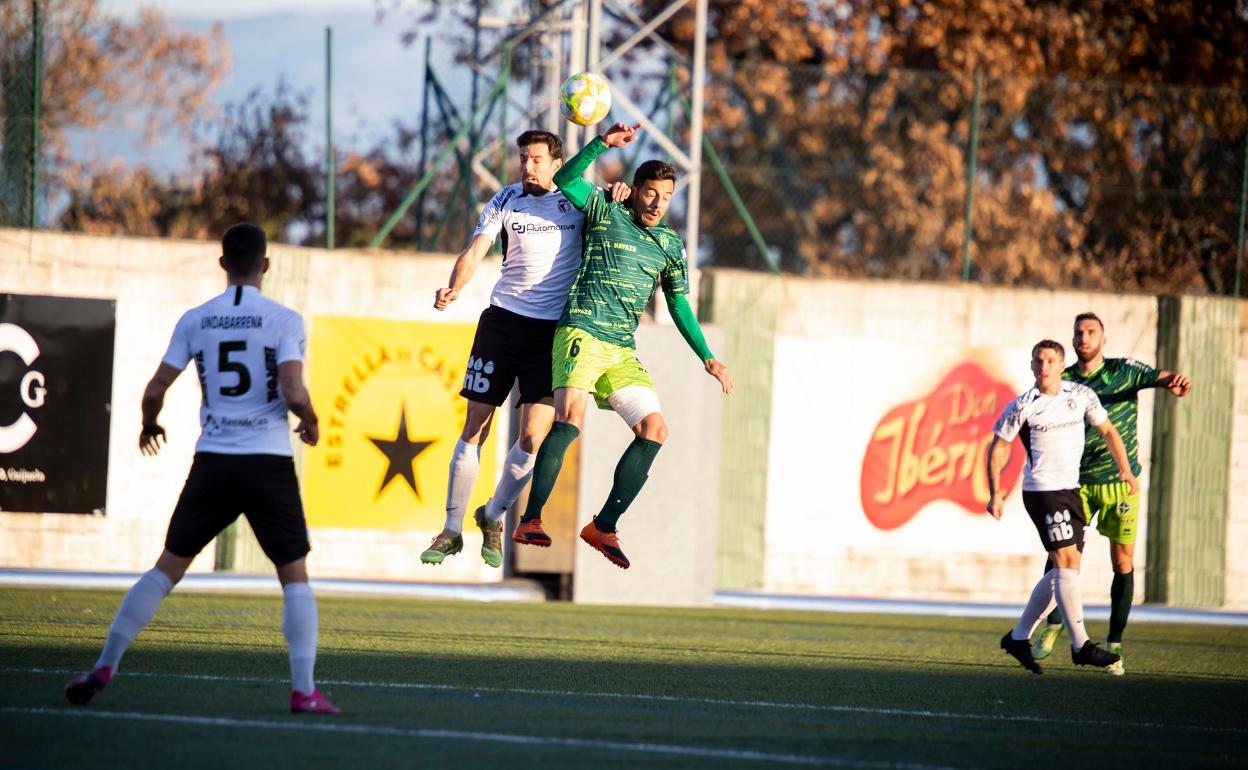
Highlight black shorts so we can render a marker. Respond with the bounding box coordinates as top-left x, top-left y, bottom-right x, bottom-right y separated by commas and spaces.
166, 453, 311, 566
1022, 489, 1087, 553
459, 305, 559, 407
